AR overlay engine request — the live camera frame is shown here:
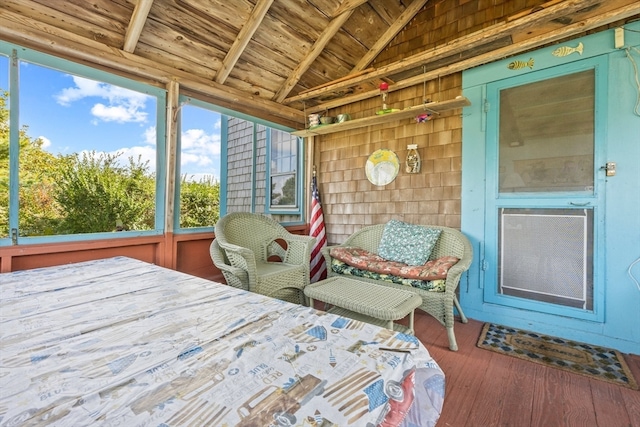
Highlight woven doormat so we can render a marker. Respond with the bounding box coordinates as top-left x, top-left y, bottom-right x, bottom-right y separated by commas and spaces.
477, 323, 638, 390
